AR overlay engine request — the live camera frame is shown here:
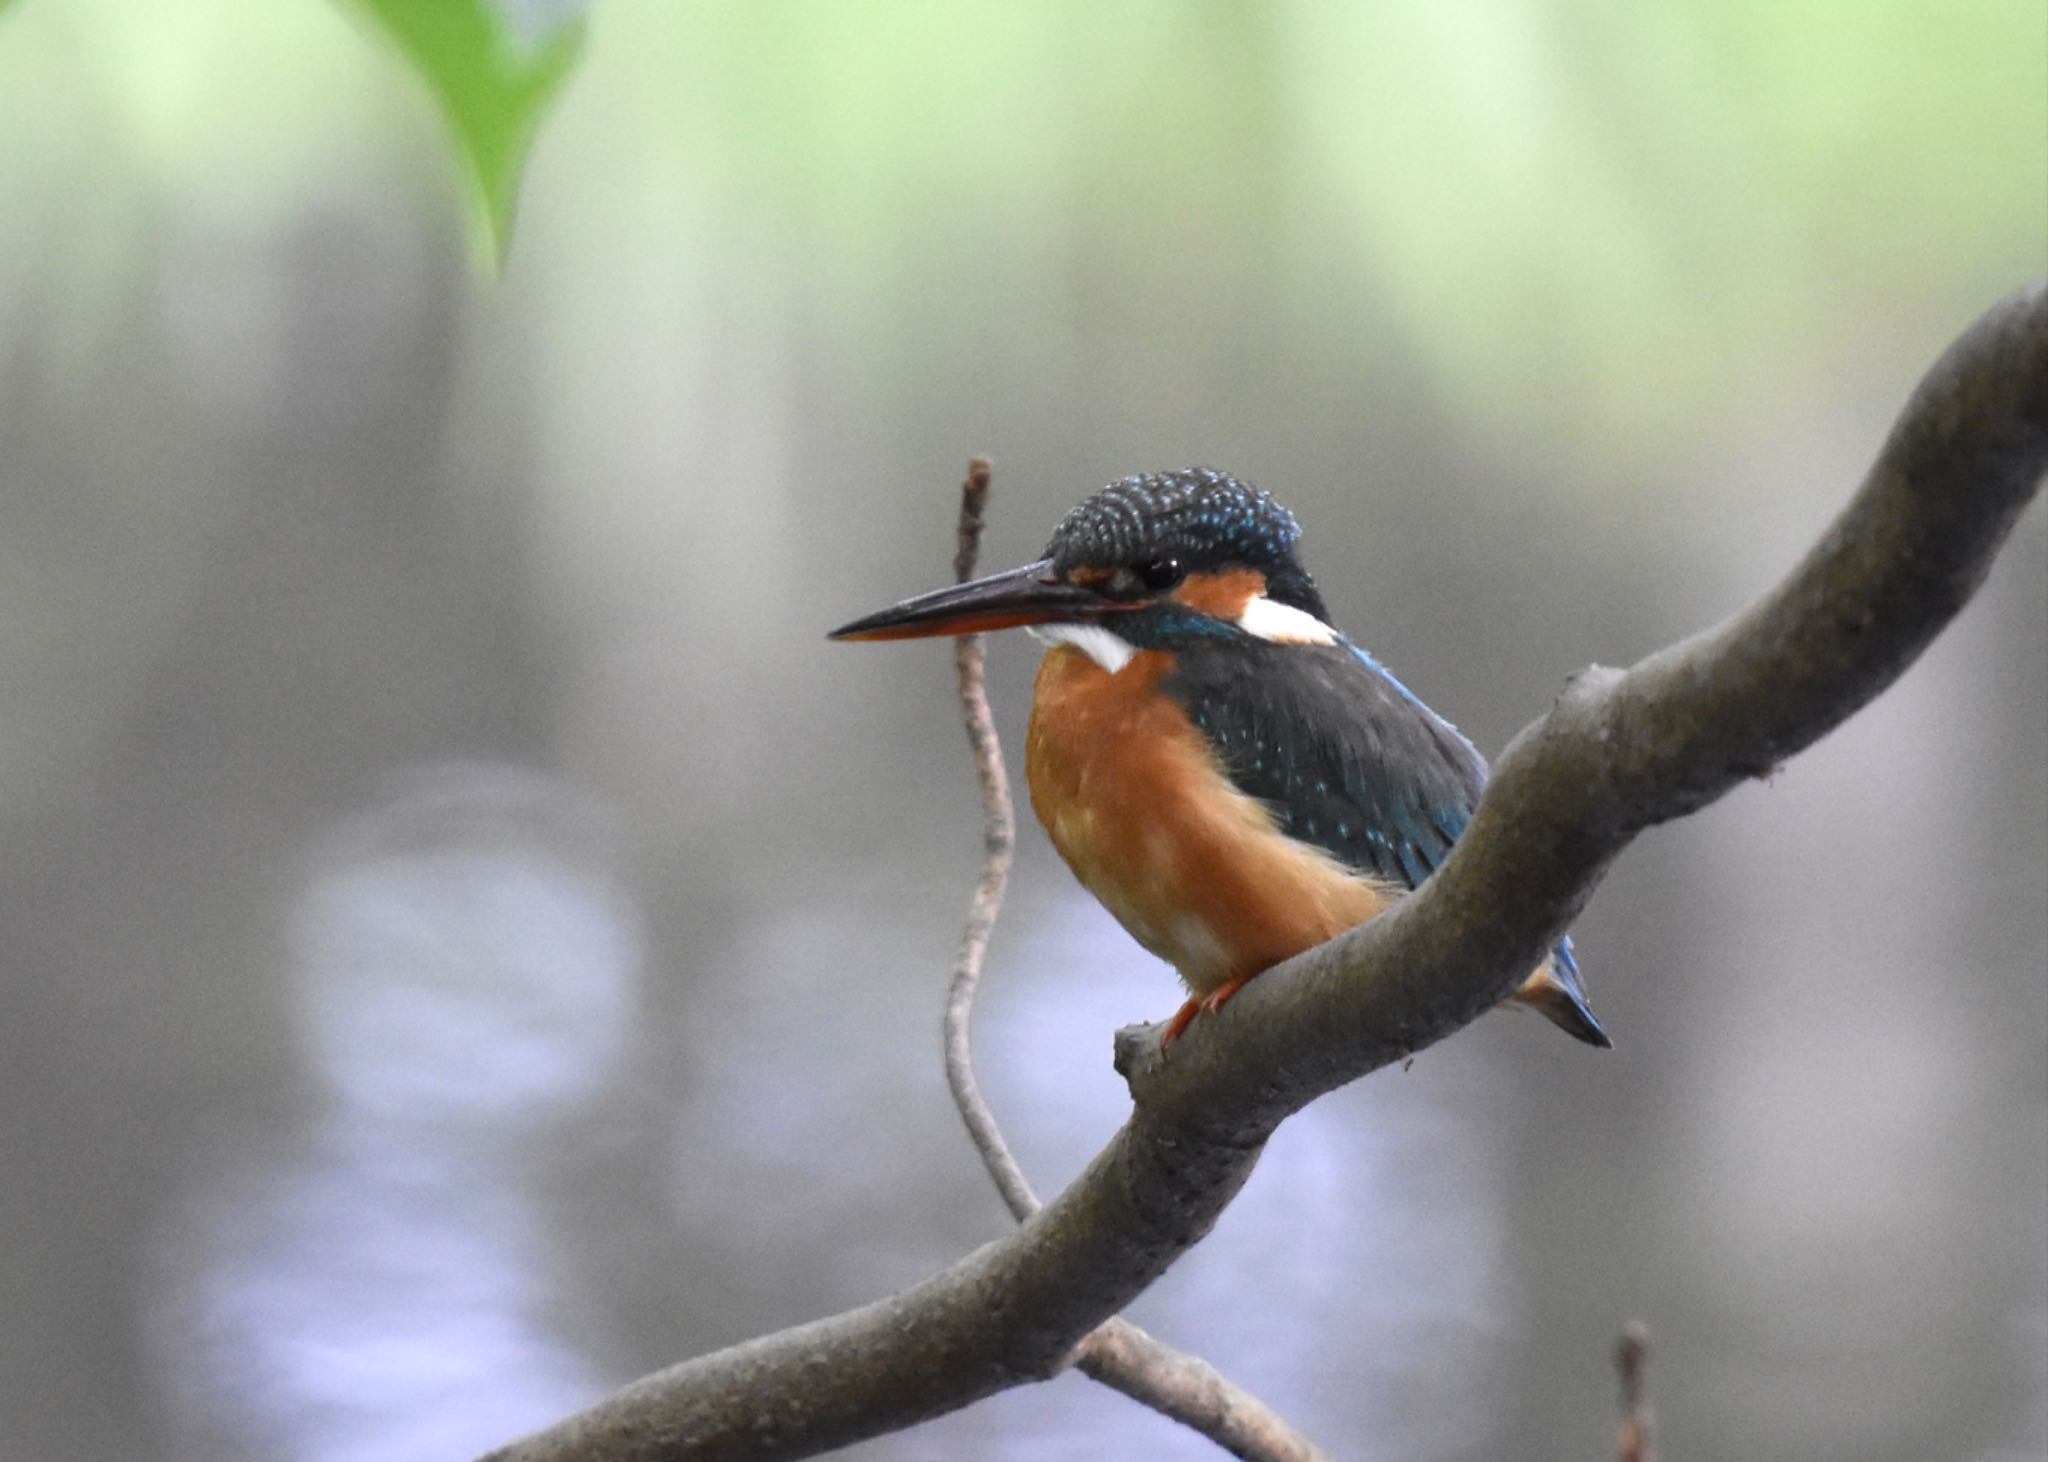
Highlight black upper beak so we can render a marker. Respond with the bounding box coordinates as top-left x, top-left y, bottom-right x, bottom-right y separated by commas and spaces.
829, 558, 1111, 641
